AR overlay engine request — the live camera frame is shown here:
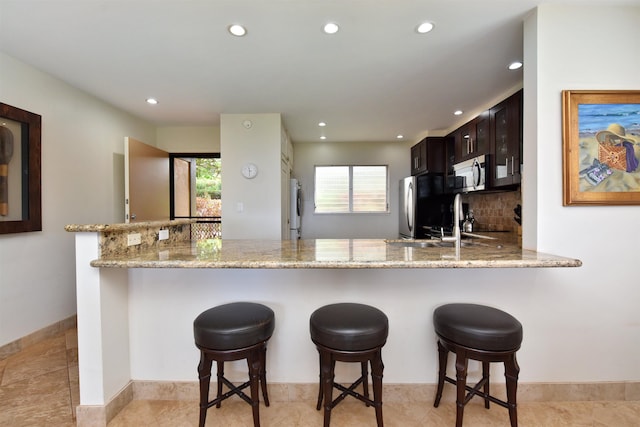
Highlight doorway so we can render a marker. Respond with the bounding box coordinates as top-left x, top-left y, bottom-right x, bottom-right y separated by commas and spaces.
170, 153, 221, 239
